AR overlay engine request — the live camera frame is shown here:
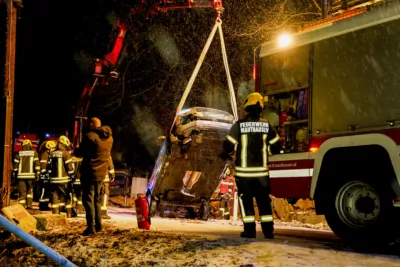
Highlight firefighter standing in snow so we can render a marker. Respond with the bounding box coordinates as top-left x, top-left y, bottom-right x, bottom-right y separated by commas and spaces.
71, 156, 85, 215
100, 157, 115, 219
219, 168, 235, 220
48, 136, 75, 217
13, 139, 40, 209
221, 92, 280, 239
38, 140, 57, 211
75, 117, 113, 236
